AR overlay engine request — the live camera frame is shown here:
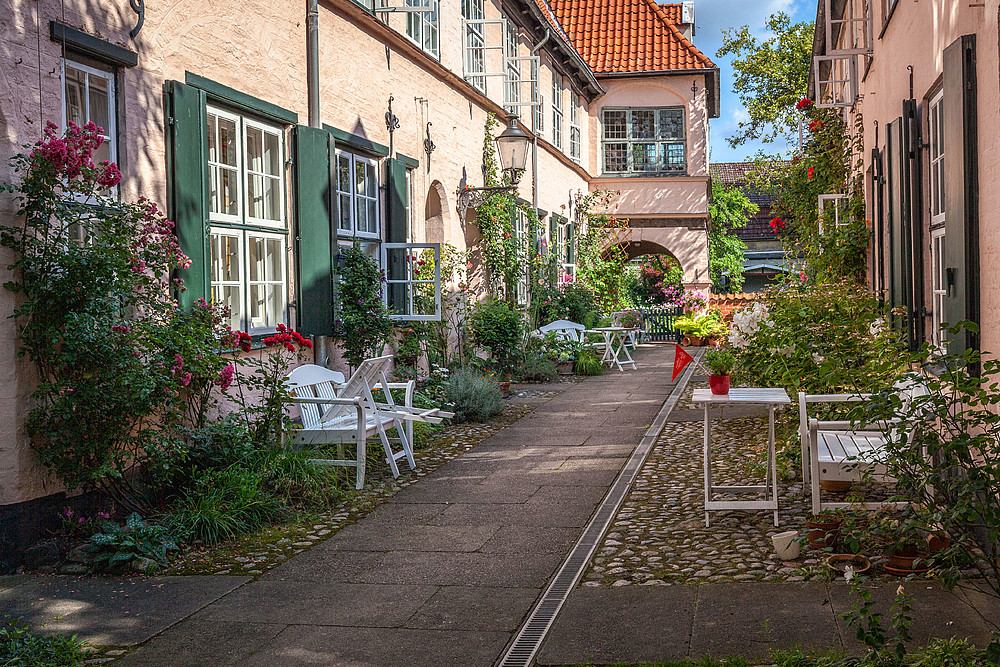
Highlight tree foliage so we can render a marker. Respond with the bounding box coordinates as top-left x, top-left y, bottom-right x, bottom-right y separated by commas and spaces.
337, 242, 393, 369
708, 182, 755, 292
716, 12, 814, 148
